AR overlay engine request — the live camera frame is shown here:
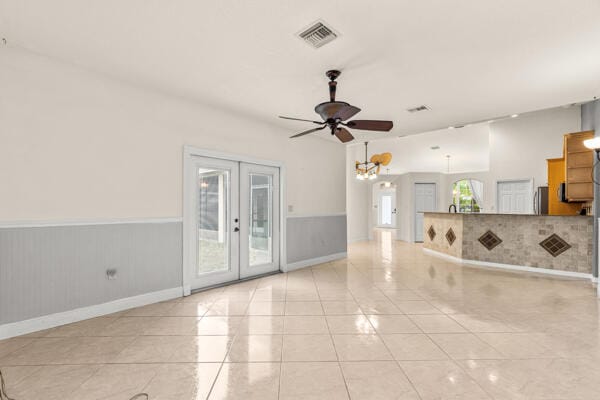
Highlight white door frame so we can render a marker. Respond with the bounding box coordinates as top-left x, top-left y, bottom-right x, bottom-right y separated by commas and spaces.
495, 178, 534, 214
414, 182, 437, 242
183, 145, 286, 295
